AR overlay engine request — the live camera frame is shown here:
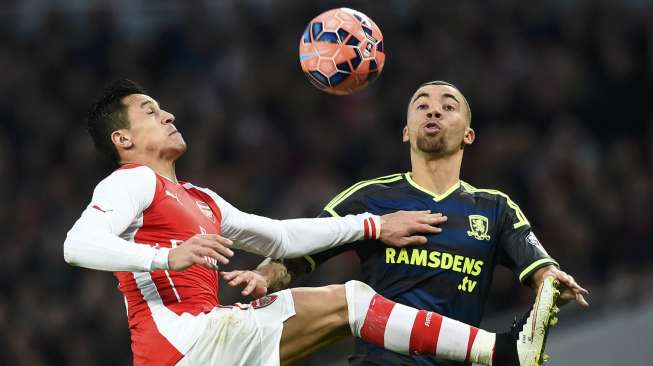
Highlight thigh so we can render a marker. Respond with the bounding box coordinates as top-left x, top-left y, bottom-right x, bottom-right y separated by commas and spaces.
280, 285, 351, 365
181, 291, 296, 366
